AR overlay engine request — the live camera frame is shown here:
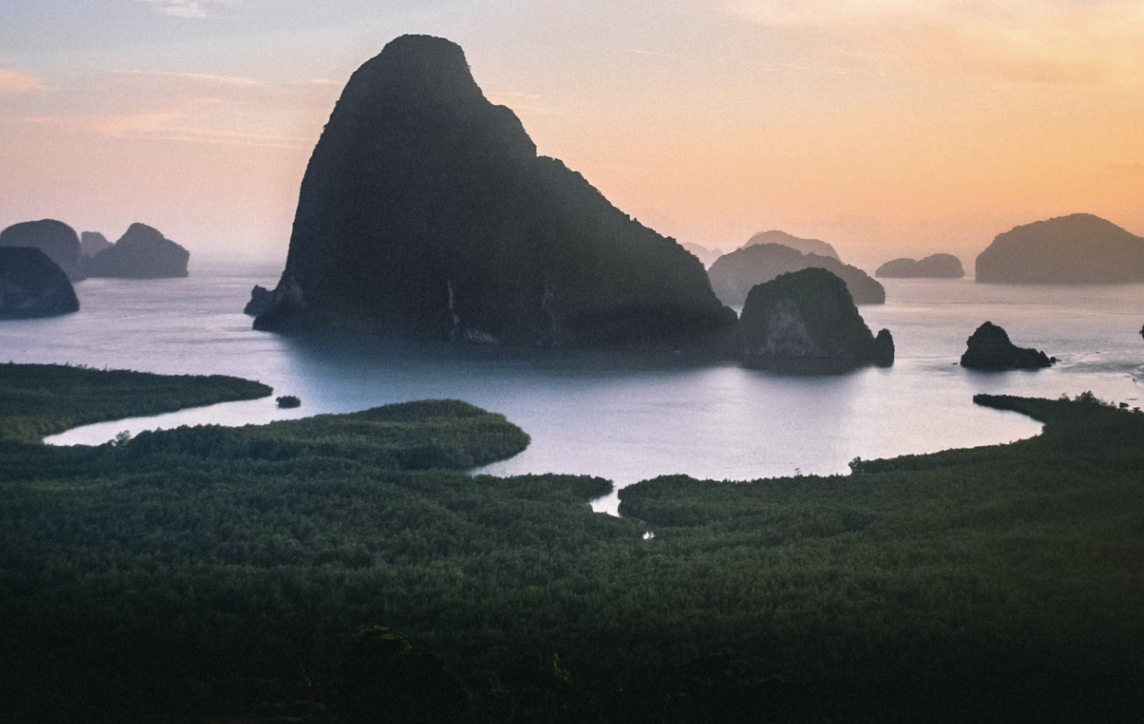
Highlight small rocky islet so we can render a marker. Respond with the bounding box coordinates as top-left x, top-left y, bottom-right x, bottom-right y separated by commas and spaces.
960, 321, 1055, 371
